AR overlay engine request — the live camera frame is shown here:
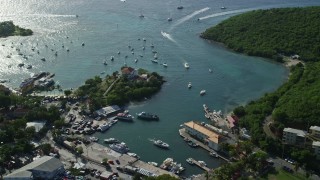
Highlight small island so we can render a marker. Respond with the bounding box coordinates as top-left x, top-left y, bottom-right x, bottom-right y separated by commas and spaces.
201, 6, 320, 179
0, 21, 33, 37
